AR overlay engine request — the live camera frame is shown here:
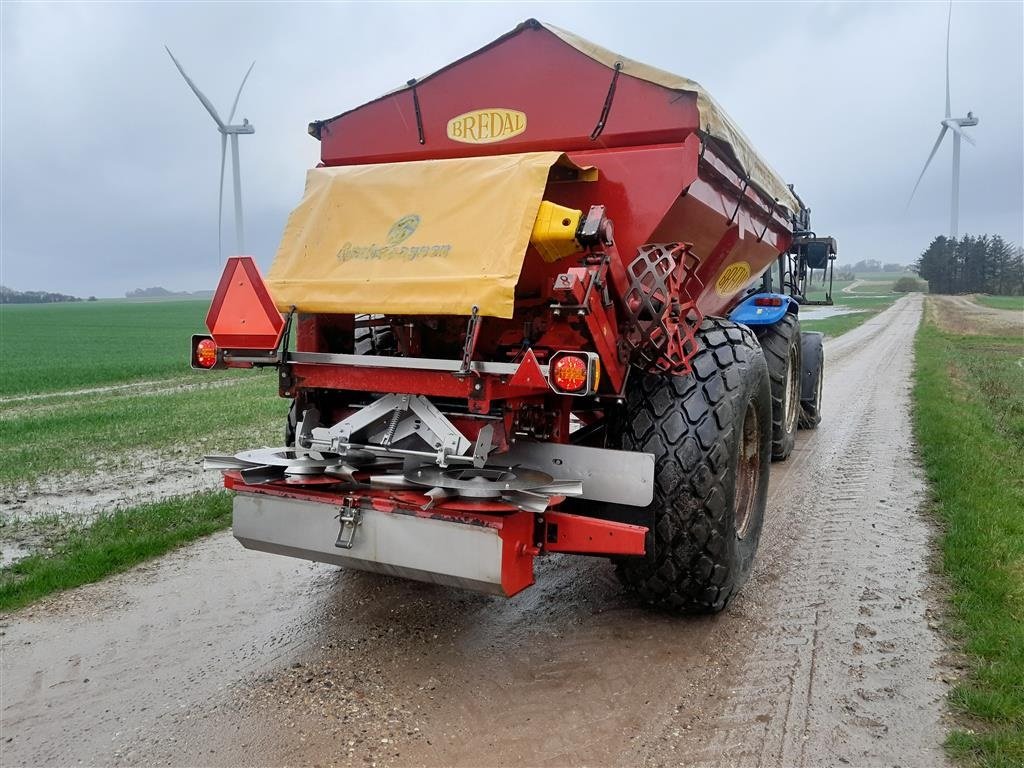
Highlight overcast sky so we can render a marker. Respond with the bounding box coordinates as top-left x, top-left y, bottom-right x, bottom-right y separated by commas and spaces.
2, 1, 1021, 297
